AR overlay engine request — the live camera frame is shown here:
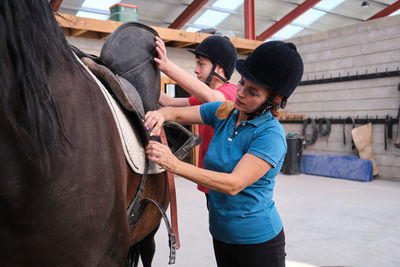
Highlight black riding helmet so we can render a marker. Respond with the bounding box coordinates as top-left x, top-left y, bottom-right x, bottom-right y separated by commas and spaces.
188, 35, 237, 86
236, 41, 304, 117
